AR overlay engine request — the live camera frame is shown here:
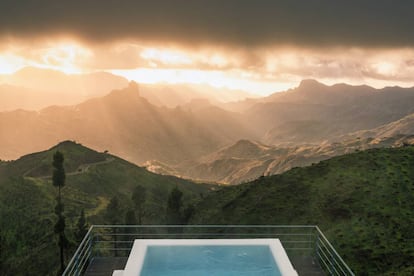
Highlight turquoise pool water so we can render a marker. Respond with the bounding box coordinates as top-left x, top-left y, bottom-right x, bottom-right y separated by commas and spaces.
140, 245, 282, 276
